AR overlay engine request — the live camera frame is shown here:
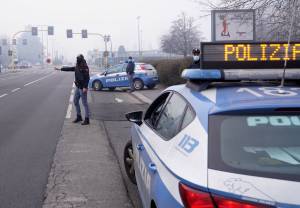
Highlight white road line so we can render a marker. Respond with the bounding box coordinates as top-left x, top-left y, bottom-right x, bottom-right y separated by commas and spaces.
66, 104, 72, 119
131, 91, 152, 104
69, 94, 74, 103
11, 88, 21, 93
0, 93, 8, 98
115, 98, 124, 103
24, 72, 54, 87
